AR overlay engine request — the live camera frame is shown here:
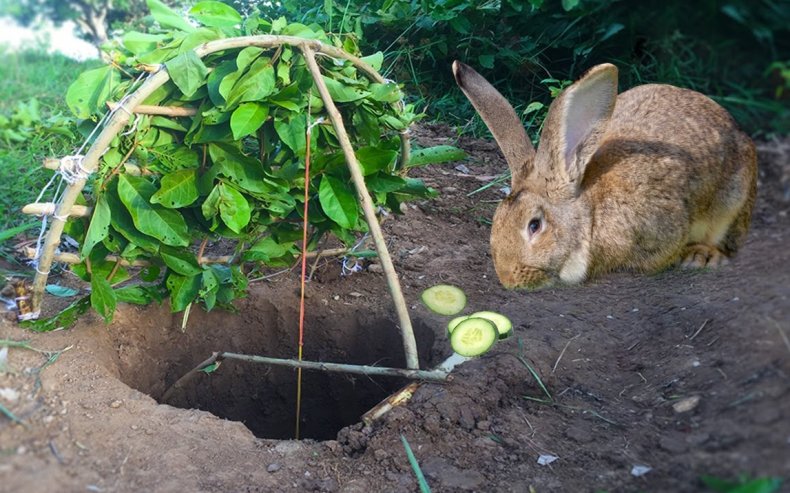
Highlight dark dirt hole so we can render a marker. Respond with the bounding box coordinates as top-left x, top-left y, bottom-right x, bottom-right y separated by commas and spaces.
107, 291, 436, 440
